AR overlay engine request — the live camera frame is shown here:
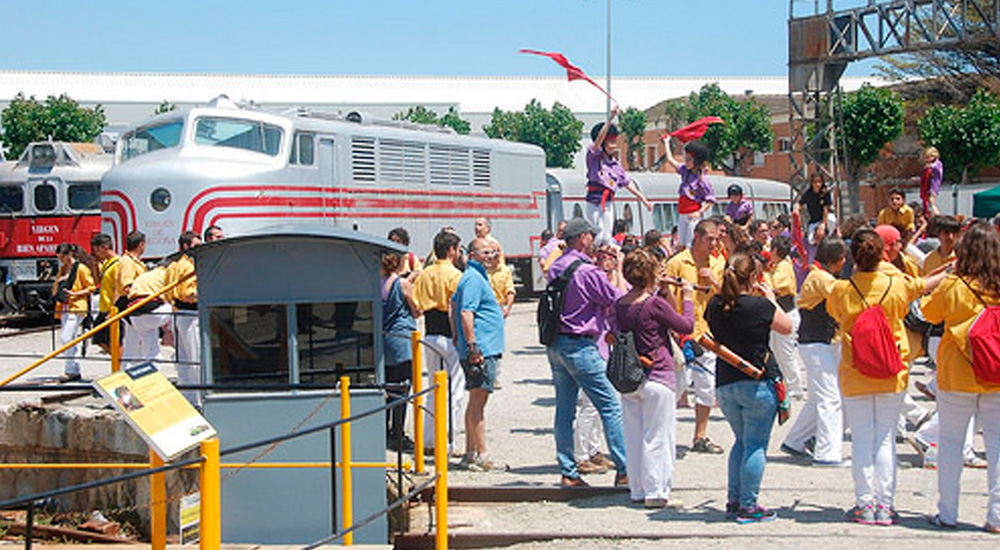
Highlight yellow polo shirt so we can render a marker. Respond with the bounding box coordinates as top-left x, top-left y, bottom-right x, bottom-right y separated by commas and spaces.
129, 266, 167, 299
488, 264, 514, 305
165, 254, 197, 305
922, 275, 1000, 393
115, 252, 146, 303
665, 248, 724, 339
97, 255, 120, 313
827, 270, 925, 397
921, 248, 955, 276
770, 257, 796, 298
877, 204, 915, 232
799, 265, 838, 310
412, 259, 461, 313
55, 263, 95, 314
